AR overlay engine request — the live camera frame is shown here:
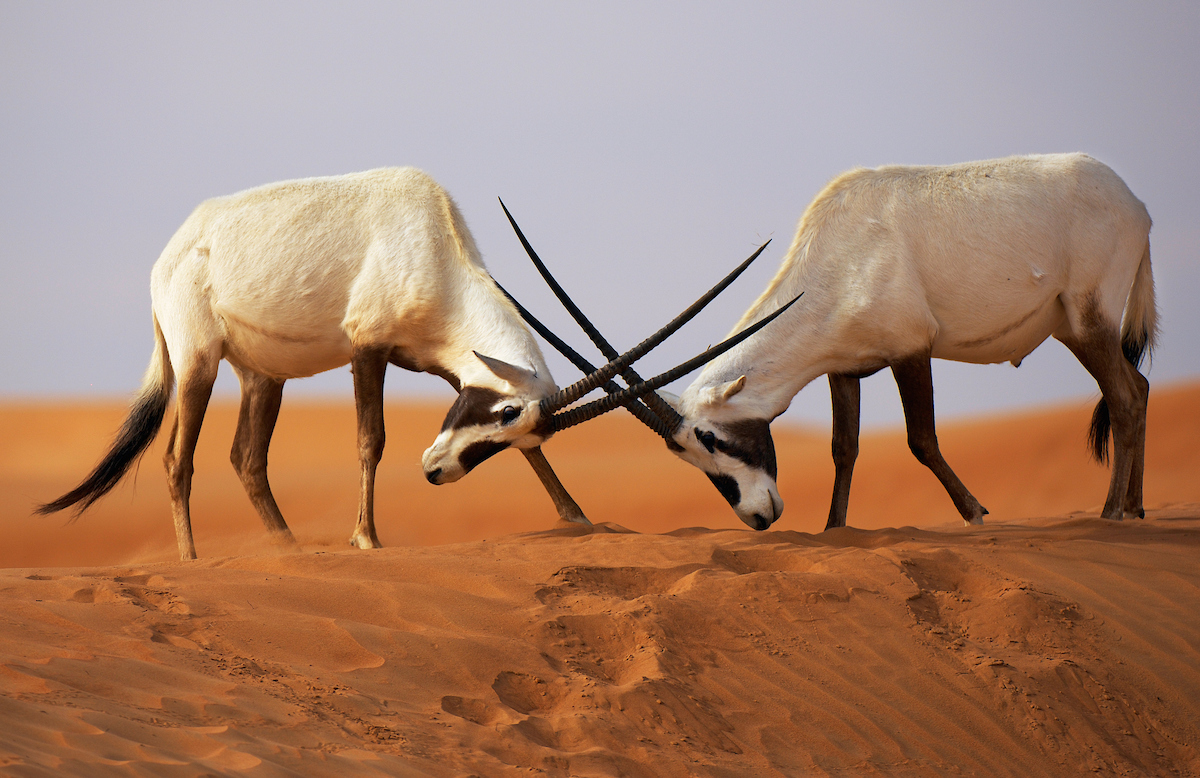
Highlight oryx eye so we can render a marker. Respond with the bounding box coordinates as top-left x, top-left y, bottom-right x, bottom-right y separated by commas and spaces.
500, 406, 520, 425
695, 428, 717, 454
